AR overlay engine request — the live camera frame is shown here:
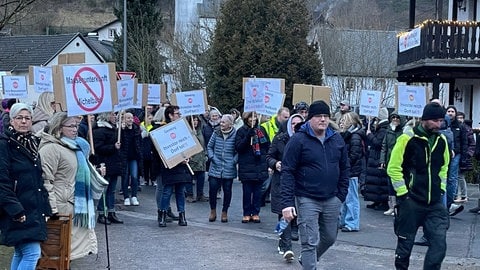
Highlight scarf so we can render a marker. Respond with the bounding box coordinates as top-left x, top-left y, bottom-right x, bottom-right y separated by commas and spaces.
8, 126, 39, 158
61, 137, 96, 229
251, 127, 267, 156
